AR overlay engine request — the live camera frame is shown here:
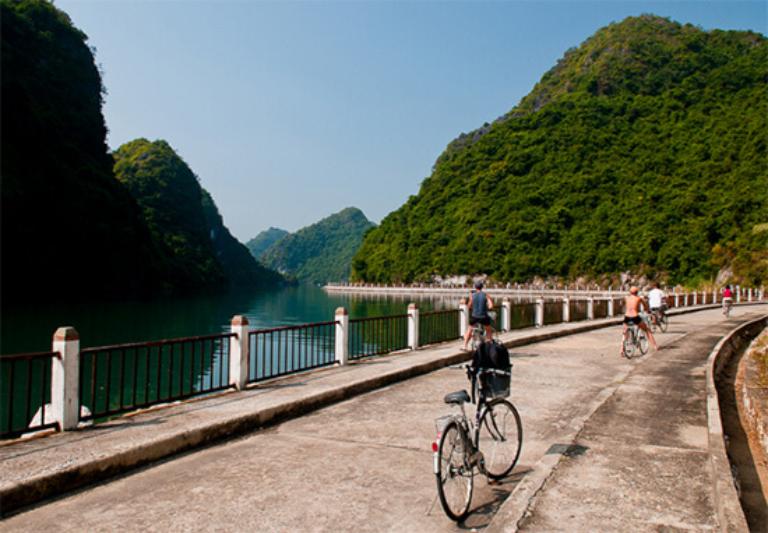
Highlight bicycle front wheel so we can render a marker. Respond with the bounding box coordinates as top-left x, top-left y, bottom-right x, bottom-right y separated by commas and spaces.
436, 421, 474, 521
478, 399, 523, 480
